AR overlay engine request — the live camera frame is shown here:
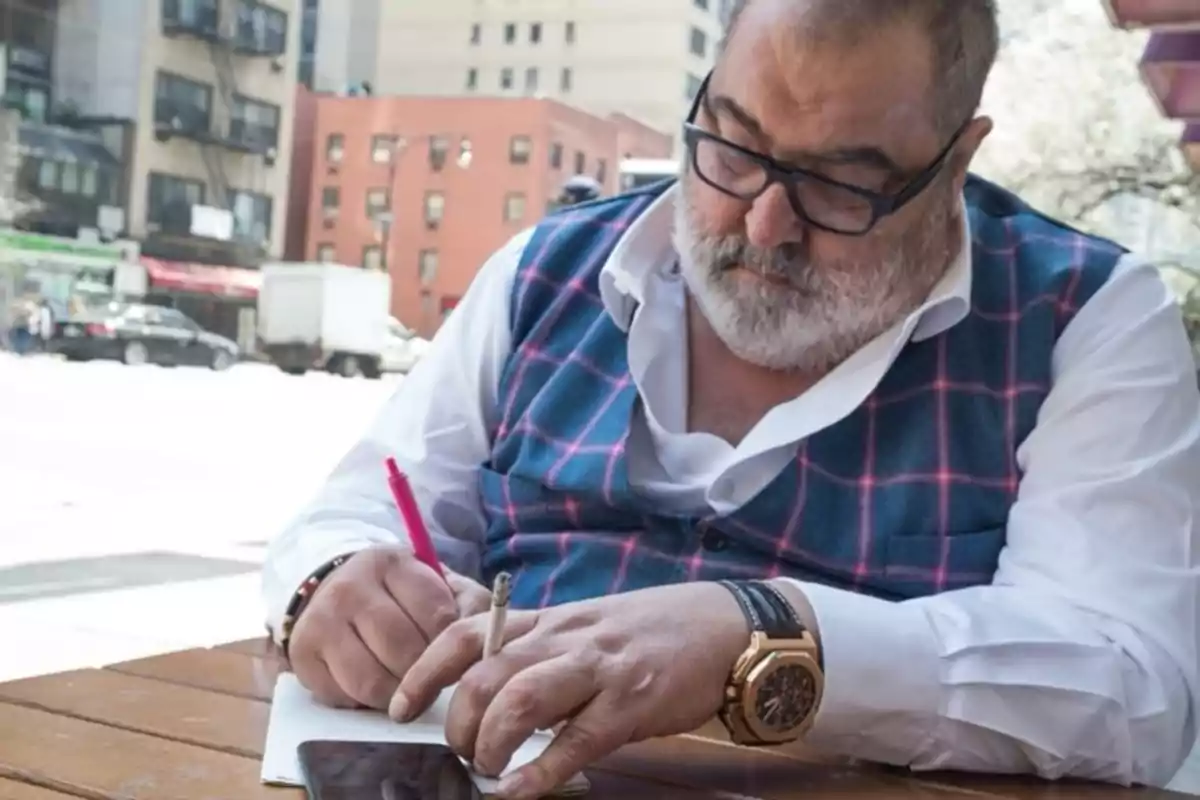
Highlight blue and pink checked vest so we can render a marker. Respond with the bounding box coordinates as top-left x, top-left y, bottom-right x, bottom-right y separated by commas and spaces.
478, 176, 1125, 609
